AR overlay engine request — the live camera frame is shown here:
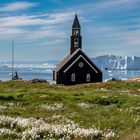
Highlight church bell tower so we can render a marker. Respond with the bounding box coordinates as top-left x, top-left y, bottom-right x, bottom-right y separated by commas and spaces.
70, 14, 82, 54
